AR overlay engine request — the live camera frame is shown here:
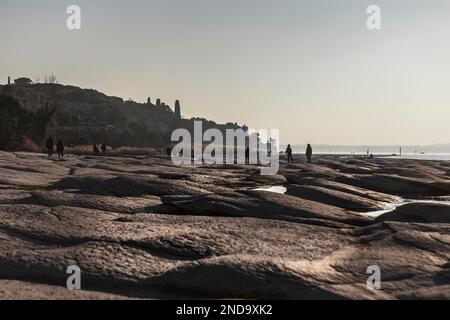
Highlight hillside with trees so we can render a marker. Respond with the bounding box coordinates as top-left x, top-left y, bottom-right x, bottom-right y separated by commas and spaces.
0, 77, 247, 150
